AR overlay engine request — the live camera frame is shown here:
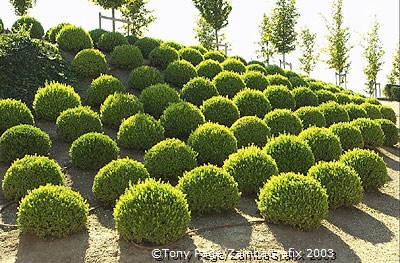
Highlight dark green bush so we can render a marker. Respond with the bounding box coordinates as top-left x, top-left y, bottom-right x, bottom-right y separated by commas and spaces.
139, 83, 181, 118
246, 64, 268, 75
247, 60, 265, 67
56, 25, 93, 51
200, 96, 240, 126
12, 16, 44, 39
342, 103, 369, 121
364, 97, 381, 105
349, 95, 366, 105
87, 74, 125, 106
288, 76, 309, 88
379, 105, 397, 123
375, 119, 399, 146
263, 85, 295, 110
46, 22, 72, 43
127, 65, 163, 90
134, 37, 162, 58
335, 93, 352, 105
329, 122, 364, 151
295, 106, 326, 128
318, 102, 349, 126
0, 99, 34, 134
164, 60, 197, 88
266, 74, 292, 89
97, 32, 128, 52
125, 35, 139, 45
351, 118, 384, 149
203, 50, 226, 62
149, 45, 179, 70
88, 28, 108, 46
233, 89, 271, 118
264, 109, 303, 136
231, 116, 271, 148
213, 71, 246, 98
221, 58, 246, 74
179, 47, 204, 66
181, 77, 219, 106
189, 45, 207, 54
71, 48, 108, 78
163, 41, 185, 51
360, 103, 383, 119
230, 55, 247, 65
110, 44, 144, 69
315, 90, 337, 104
291, 87, 318, 108
264, 64, 284, 76
196, 59, 223, 80
308, 81, 325, 91
242, 71, 269, 91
